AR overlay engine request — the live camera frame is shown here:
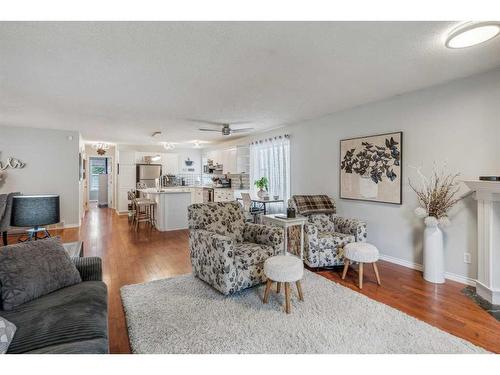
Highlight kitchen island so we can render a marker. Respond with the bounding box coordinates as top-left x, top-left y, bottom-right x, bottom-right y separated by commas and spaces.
138, 188, 193, 231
